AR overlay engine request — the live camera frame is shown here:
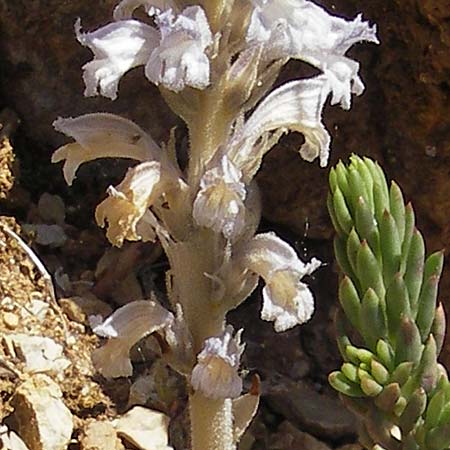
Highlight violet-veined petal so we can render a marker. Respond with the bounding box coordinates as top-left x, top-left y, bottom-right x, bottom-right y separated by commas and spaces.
145, 6, 212, 92
193, 156, 247, 240
52, 113, 160, 185
228, 75, 331, 179
247, 1, 378, 108
191, 326, 245, 399
261, 271, 315, 332
90, 300, 173, 378
76, 18, 159, 99
239, 232, 321, 332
